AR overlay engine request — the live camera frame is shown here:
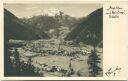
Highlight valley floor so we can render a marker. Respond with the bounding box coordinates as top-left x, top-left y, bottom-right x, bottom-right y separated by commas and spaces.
8, 39, 103, 77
